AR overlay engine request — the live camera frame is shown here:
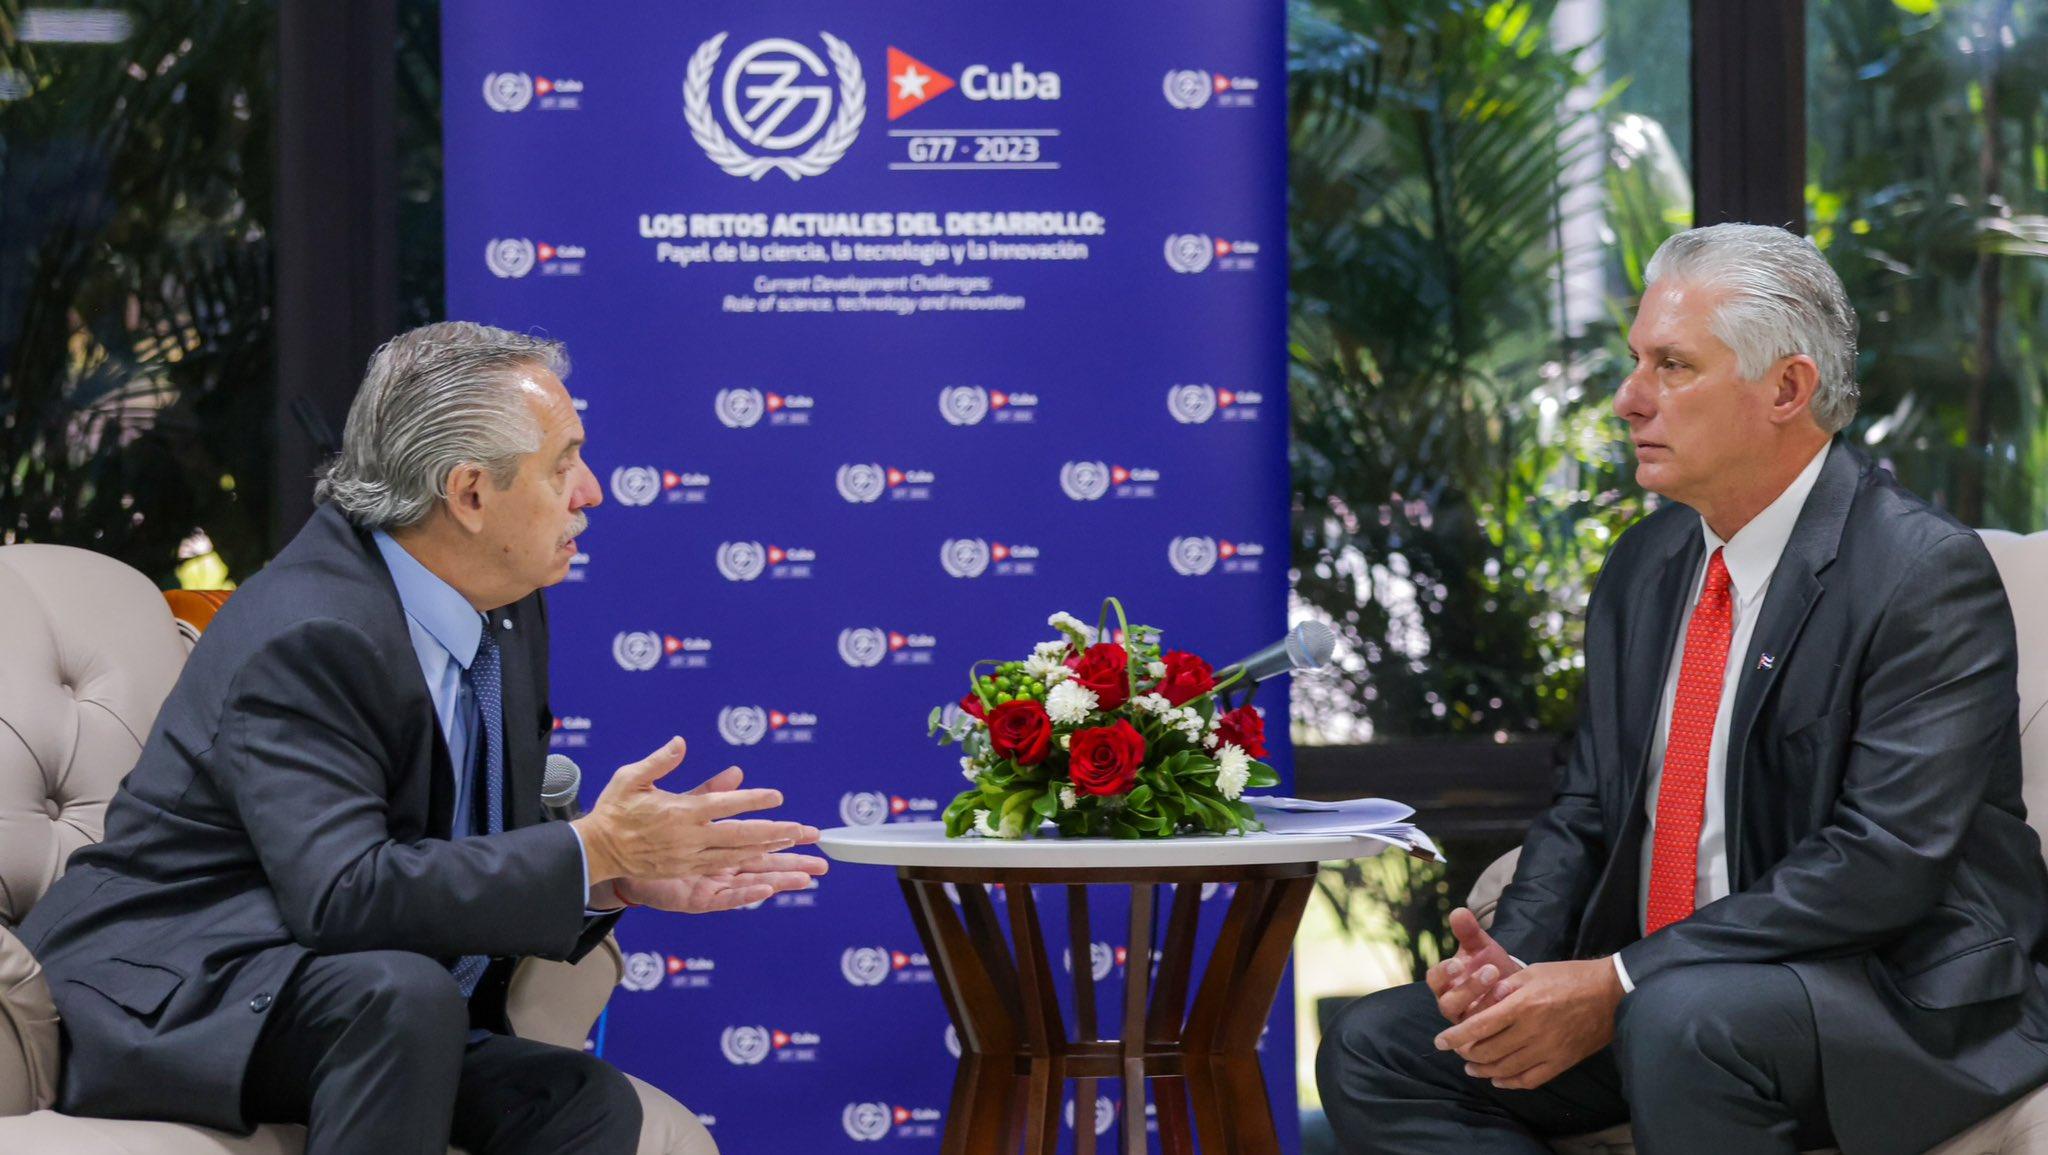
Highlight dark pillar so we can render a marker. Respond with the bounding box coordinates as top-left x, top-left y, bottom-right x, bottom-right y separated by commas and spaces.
1691, 0, 1807, 232
272, 0, 398, 545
